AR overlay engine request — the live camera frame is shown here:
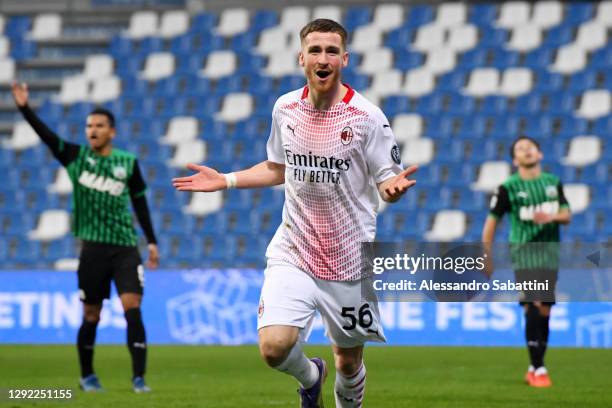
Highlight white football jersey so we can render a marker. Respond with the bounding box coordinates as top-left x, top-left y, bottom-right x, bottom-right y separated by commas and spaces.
266, 85, 403, 281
